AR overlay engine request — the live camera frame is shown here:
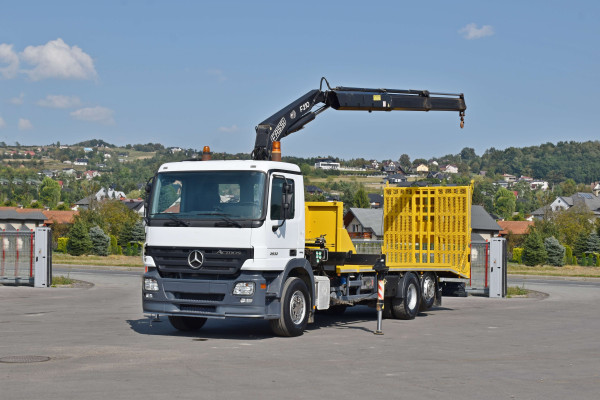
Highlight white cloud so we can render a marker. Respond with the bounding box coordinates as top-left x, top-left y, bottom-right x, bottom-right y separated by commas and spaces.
20, 38, 97, 81
219, 124, 238, 133
18, 118, 33, 130
9, 92, 25, 105
0, 43, 19, 79
0, 117, 6, 129
37, 94, 82, 109
459, 23, 494, 40
70, 106, 115, 125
